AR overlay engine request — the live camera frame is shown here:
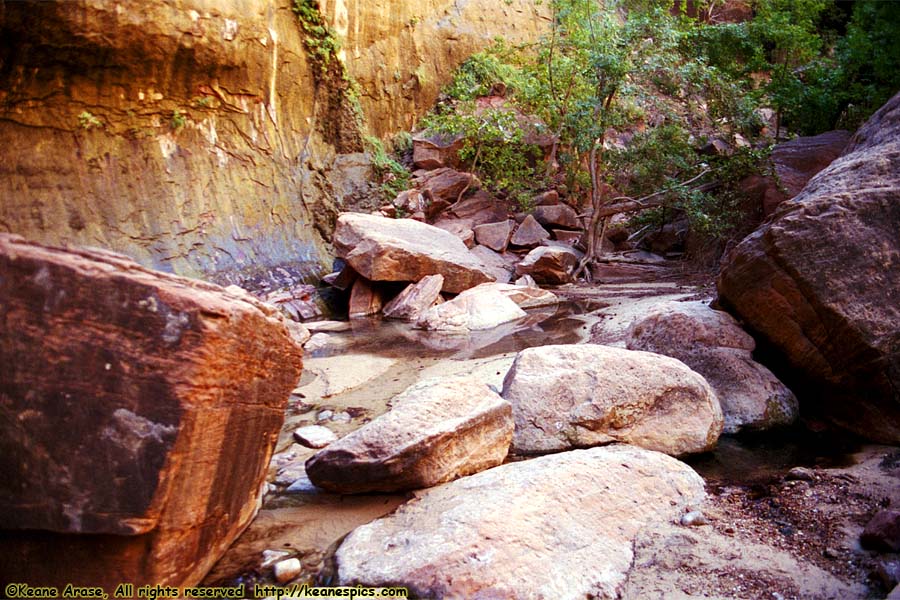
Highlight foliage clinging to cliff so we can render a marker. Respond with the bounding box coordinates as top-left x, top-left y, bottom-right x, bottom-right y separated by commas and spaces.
292, 0, 340, 78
